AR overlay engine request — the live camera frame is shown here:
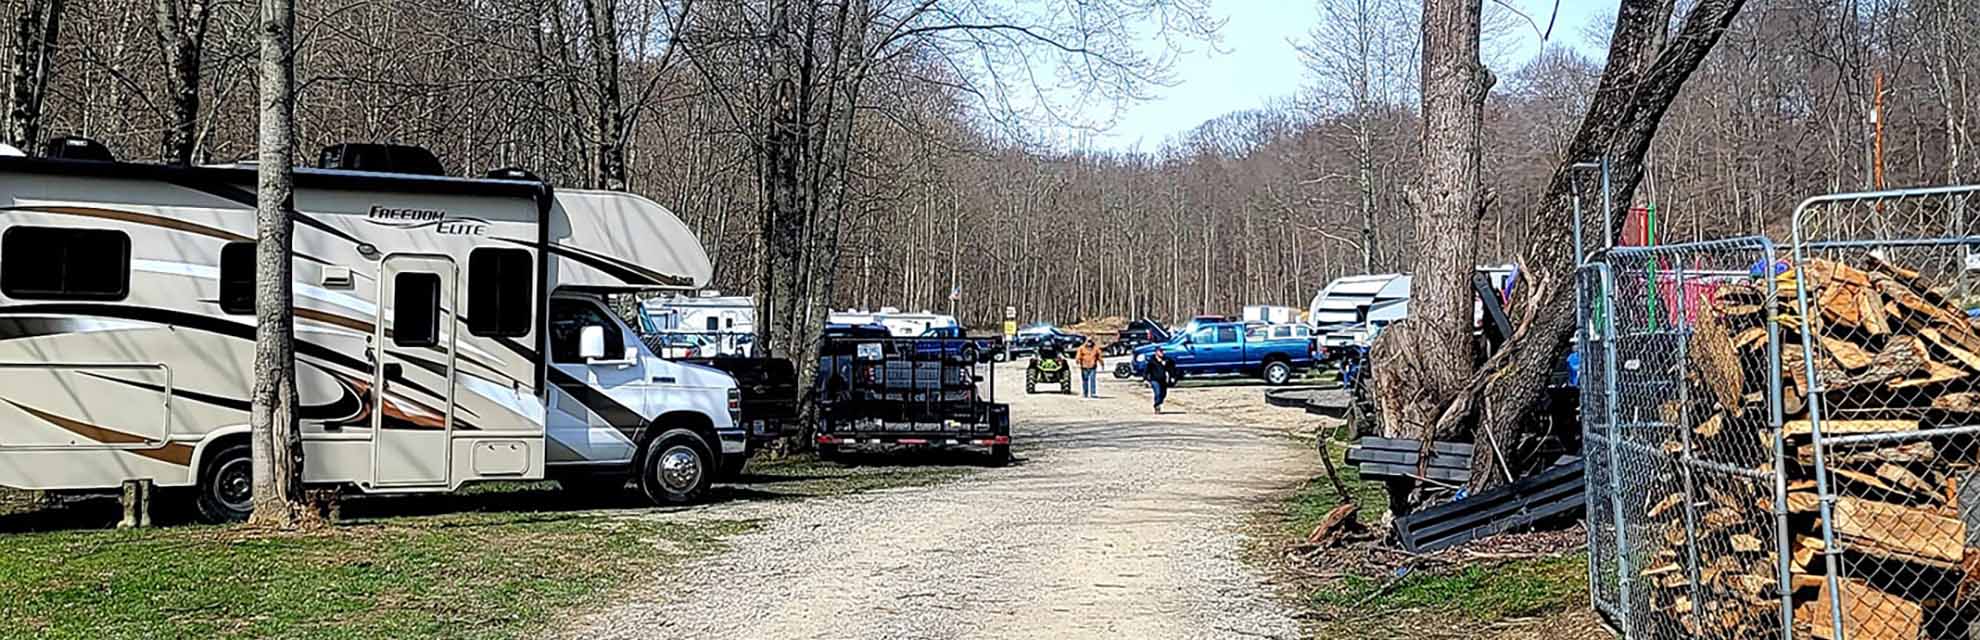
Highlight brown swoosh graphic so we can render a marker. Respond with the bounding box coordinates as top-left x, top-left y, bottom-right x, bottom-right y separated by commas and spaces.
3, 205, 250, 243
295, 307, 375, 334
2, 399, 194, 466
